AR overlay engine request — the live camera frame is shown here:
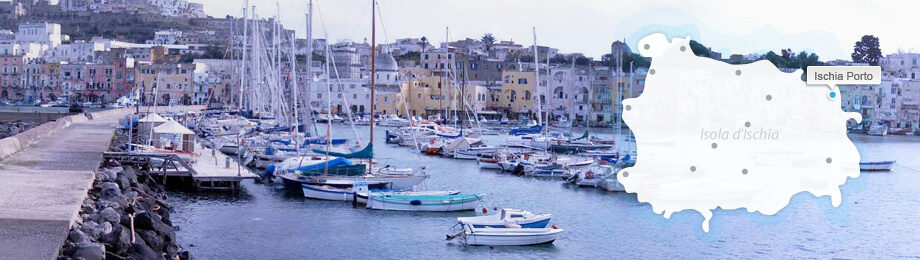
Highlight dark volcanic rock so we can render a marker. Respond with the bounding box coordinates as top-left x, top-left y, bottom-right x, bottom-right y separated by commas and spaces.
99, 225, 132, 255
73, 242, 105, 260
127, 242, 160, 260
99, 207, 121, 224
137, 230, 164, 254
68, 229, 89, 244
96, 182, 122, 199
